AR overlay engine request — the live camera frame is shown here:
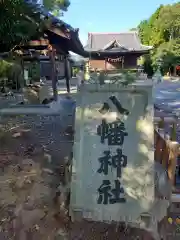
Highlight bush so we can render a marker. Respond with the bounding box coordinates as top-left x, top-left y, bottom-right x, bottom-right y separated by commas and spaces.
0, 60, 23, 90
0, 60, 12, 79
